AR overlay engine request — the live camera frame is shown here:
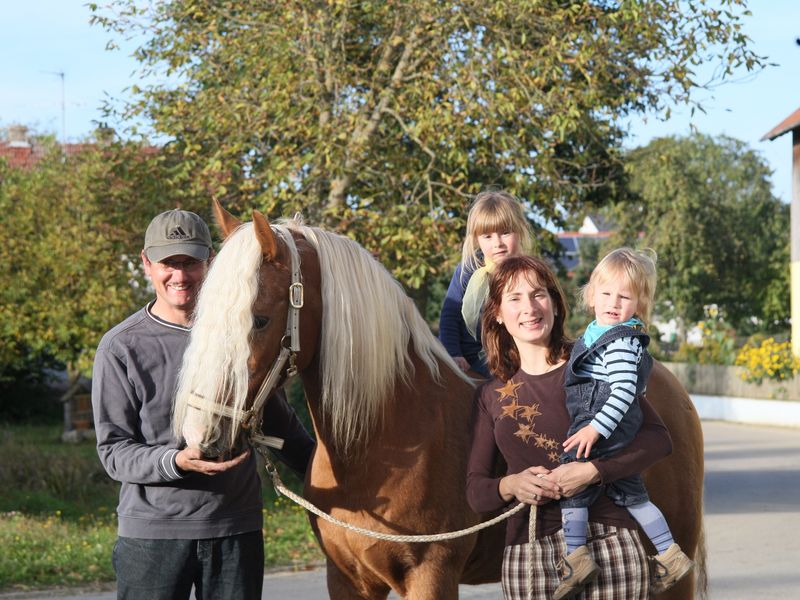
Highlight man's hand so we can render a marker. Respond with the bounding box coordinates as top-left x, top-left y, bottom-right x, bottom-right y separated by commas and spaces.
175, 447, 251, 475
563, 424, 601, 459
